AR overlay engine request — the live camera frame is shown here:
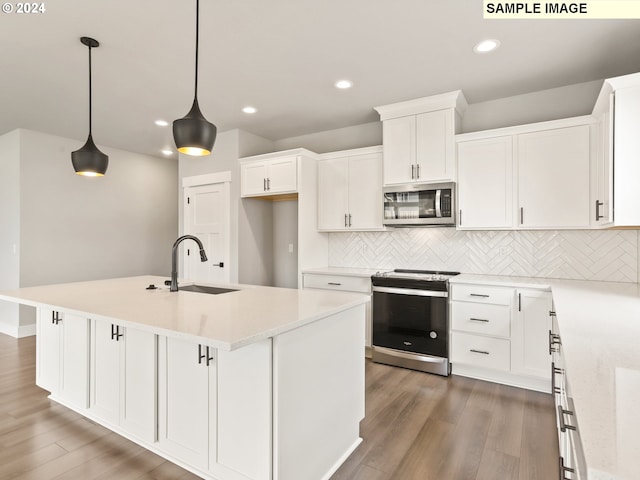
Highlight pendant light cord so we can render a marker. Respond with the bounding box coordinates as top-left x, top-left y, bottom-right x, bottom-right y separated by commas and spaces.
194, 0, 199, 100
88, 42, 93, 135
